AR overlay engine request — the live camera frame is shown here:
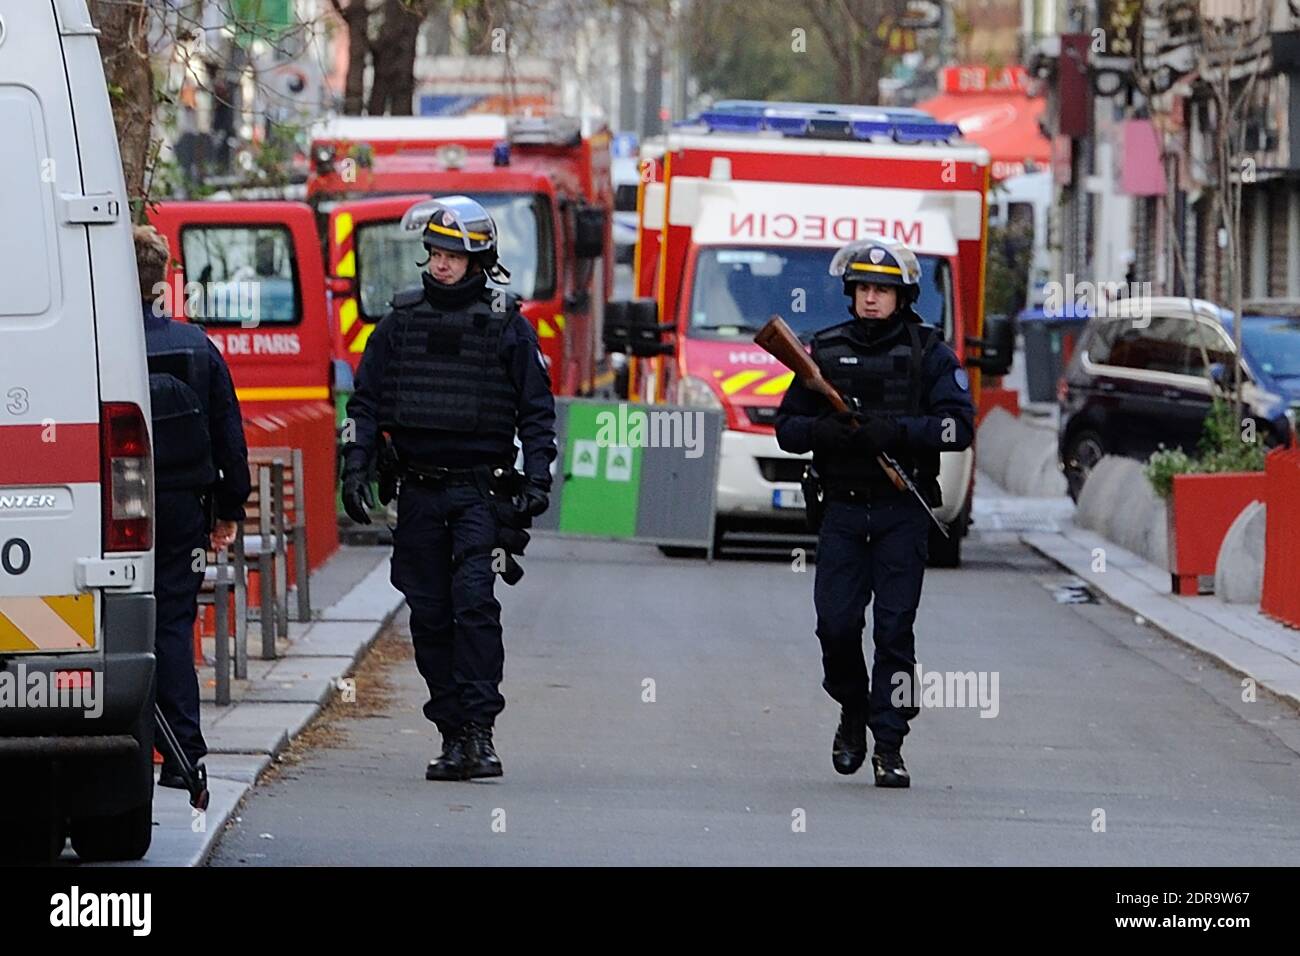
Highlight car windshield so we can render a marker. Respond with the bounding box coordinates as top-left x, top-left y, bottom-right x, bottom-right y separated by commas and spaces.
354, 193, 553, 318
686, 246, 952, 340
1241, 316, 1300, 379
